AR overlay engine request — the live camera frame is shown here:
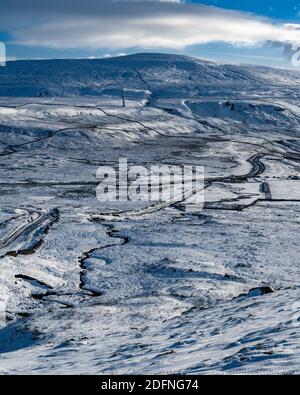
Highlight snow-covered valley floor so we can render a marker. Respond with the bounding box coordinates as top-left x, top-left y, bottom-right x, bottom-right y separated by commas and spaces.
0, 54, 299, 374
